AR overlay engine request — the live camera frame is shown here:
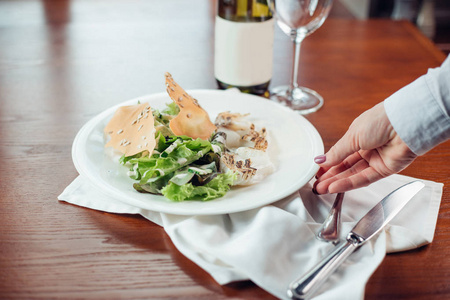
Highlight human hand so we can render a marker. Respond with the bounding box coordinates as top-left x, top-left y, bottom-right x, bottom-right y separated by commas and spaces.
313, 103, 417, 194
